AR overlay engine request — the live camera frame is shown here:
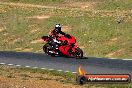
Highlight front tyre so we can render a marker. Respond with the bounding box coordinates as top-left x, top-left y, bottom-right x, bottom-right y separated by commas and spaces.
74, 47, 83, 59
